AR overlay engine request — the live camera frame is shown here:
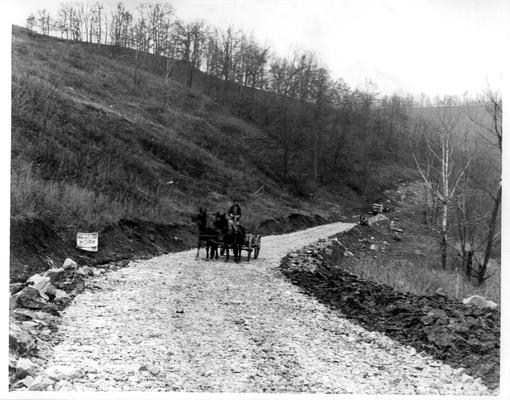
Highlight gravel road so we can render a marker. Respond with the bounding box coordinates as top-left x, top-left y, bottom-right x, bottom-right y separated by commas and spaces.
43, 222, 493, 394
